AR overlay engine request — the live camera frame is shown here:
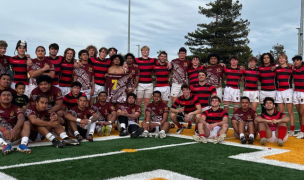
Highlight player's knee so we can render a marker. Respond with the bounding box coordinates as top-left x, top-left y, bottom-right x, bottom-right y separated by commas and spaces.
223, 123, 229, 129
